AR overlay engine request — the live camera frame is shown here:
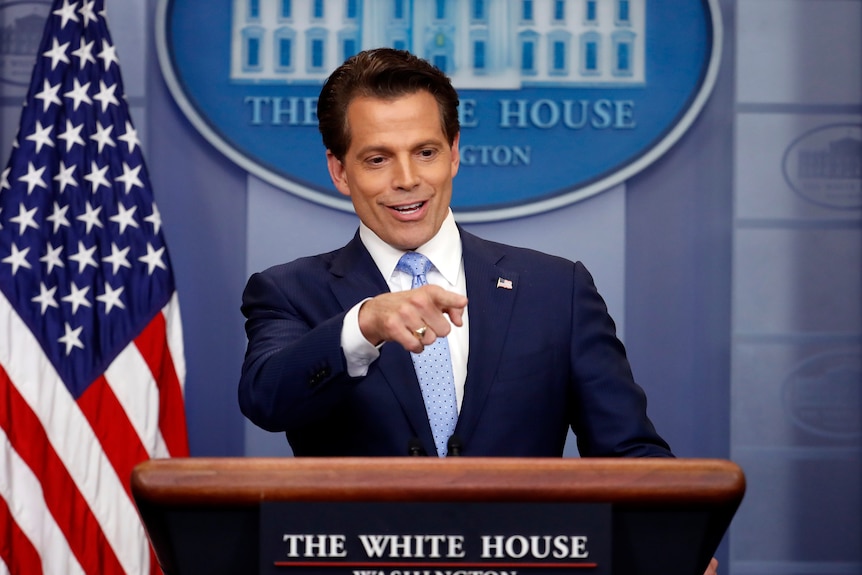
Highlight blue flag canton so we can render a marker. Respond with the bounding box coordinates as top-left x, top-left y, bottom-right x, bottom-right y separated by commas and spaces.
0, 0, 175, 398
